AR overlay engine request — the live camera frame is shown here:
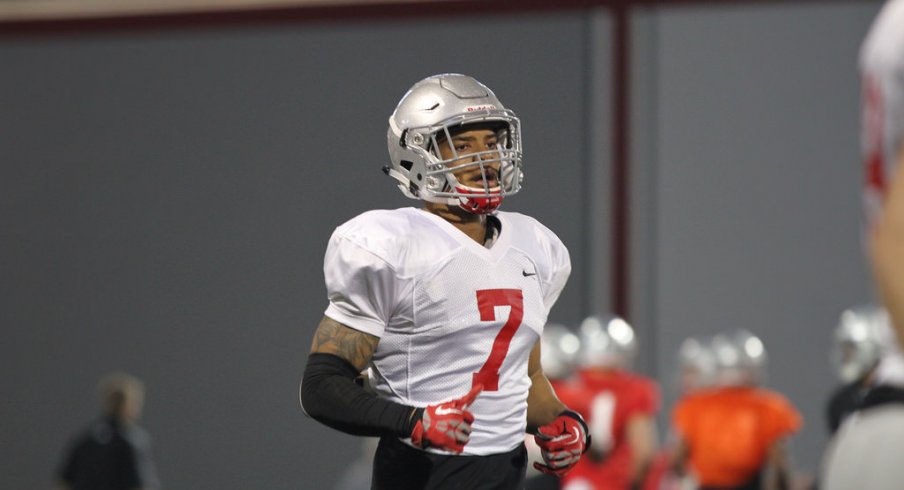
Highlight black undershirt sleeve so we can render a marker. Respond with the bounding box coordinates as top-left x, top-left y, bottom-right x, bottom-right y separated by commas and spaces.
301, 353, 423, 438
